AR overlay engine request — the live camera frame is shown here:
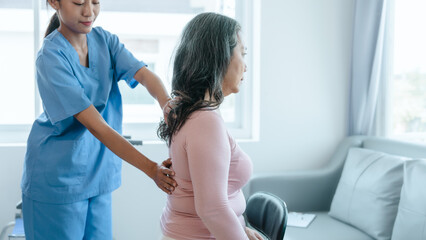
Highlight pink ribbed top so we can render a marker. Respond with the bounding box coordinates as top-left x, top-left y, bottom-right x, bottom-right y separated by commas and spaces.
160, 110, 252, 240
